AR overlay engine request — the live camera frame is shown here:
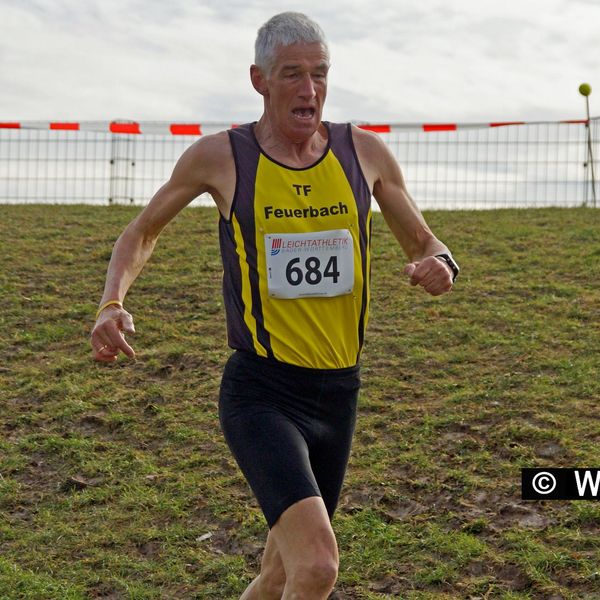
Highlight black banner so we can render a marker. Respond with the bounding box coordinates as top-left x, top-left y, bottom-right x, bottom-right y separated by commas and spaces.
522, 468, 600, 500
